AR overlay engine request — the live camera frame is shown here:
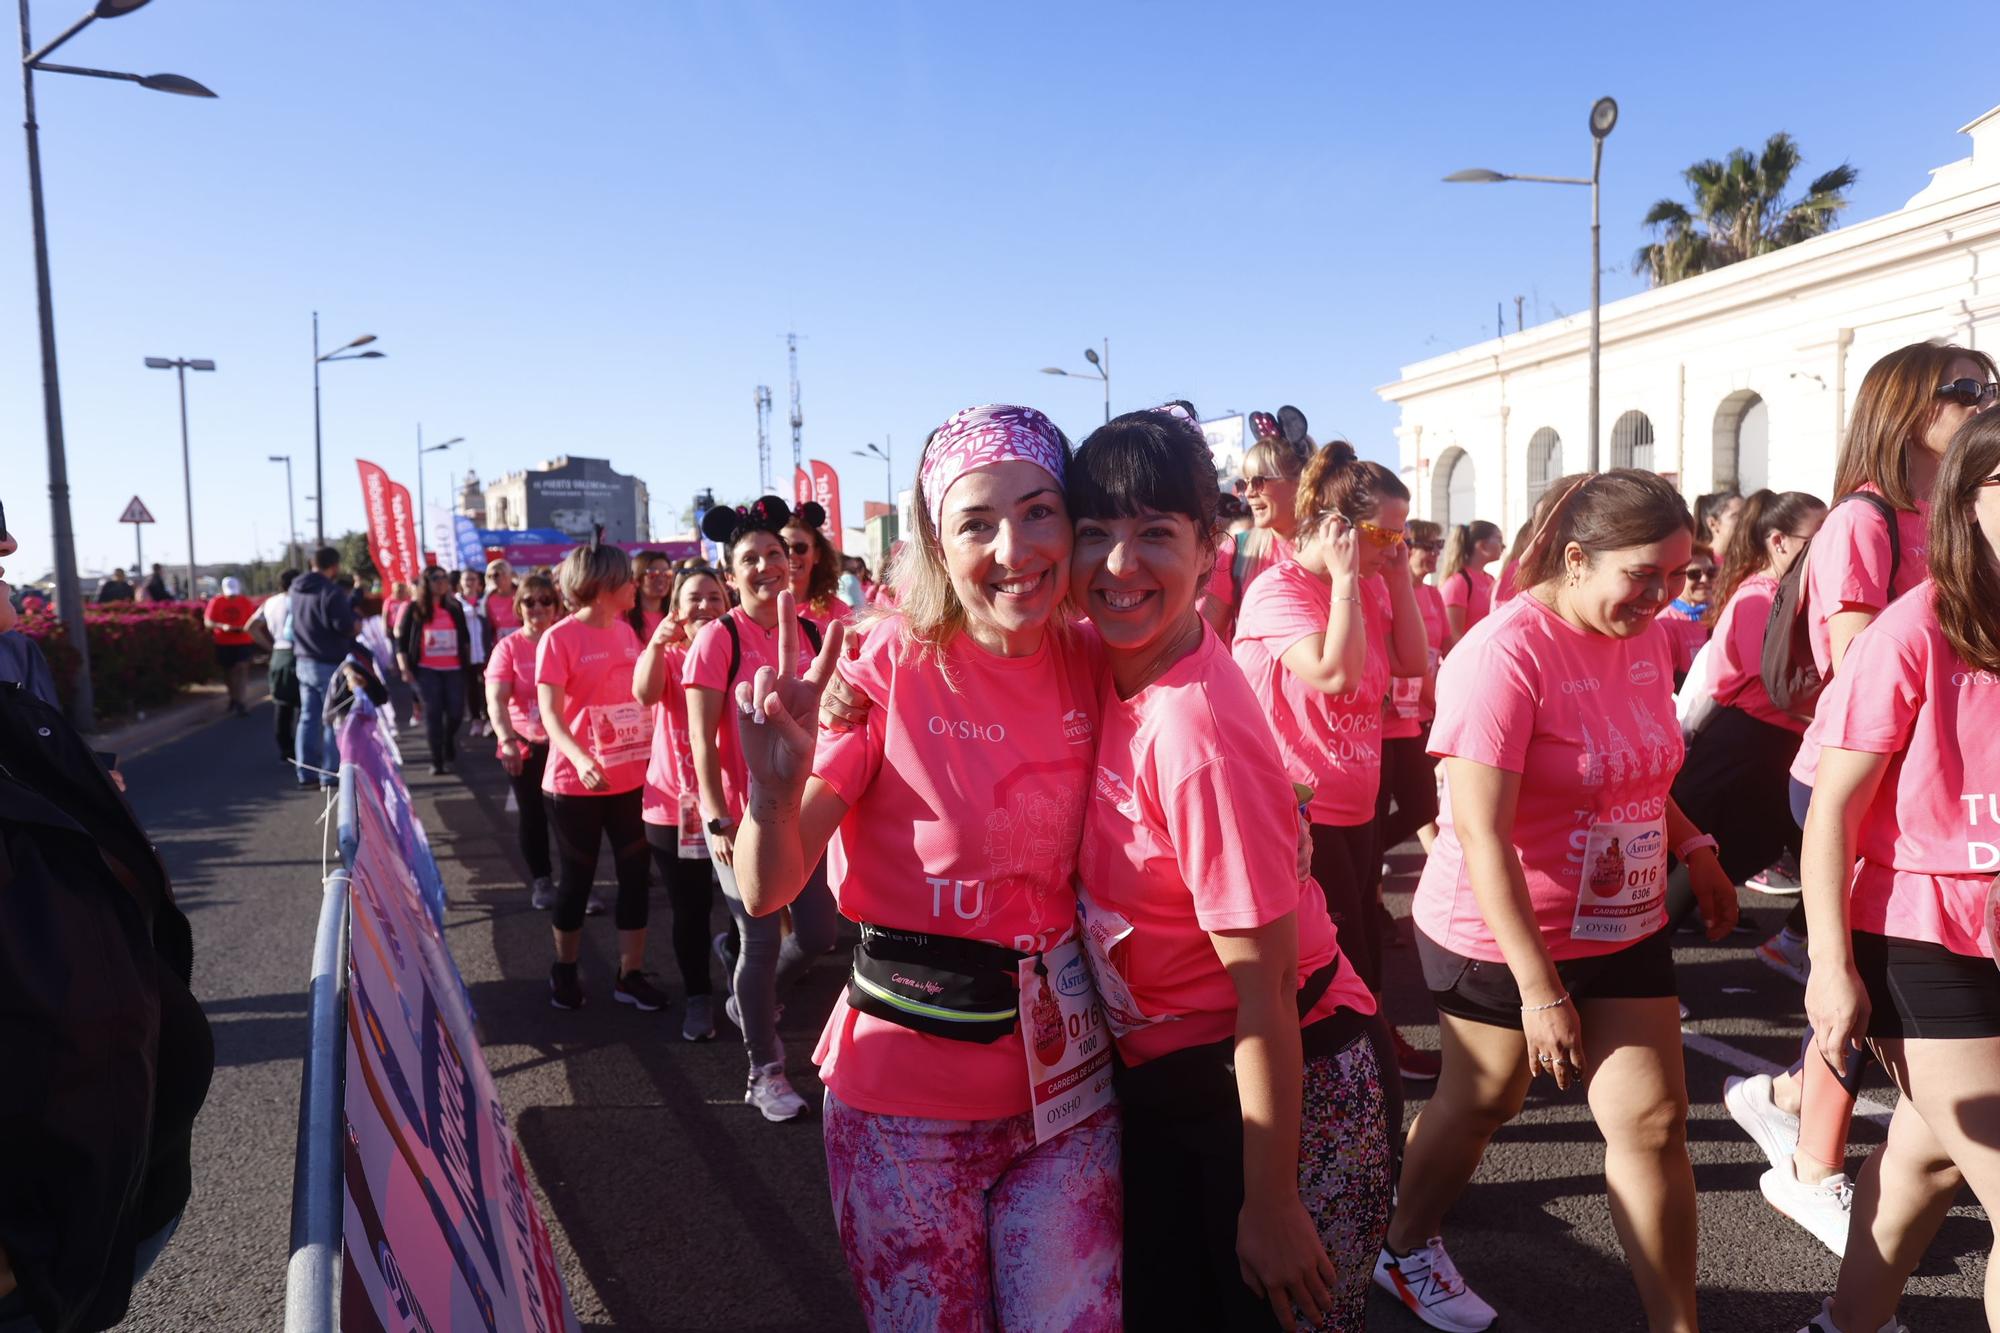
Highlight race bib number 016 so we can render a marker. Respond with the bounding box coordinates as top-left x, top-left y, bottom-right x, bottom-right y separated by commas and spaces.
1019, 939, 1115, 1145
1571, 819, 1667, 943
